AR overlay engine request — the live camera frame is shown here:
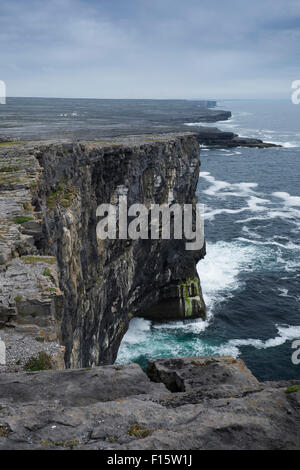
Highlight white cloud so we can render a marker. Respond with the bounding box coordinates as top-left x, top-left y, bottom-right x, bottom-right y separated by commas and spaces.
0, 0, 299, 98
